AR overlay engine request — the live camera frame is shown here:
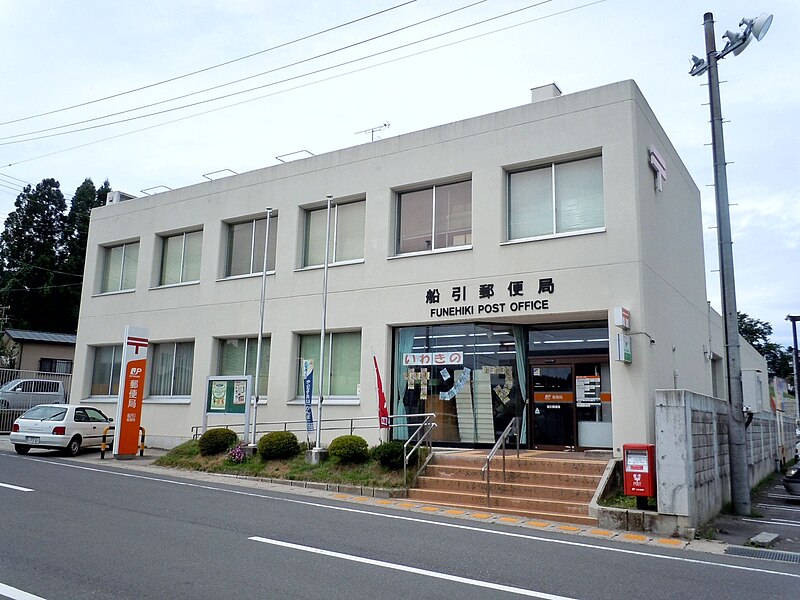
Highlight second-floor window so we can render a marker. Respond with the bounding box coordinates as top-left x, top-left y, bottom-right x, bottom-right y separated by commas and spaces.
508, 156, 604, 240
303, 200, 365, 267
397, 180, 472, 254
160, 231, 202, 285
101, 242, 139, 293
226, 216, 277, 277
